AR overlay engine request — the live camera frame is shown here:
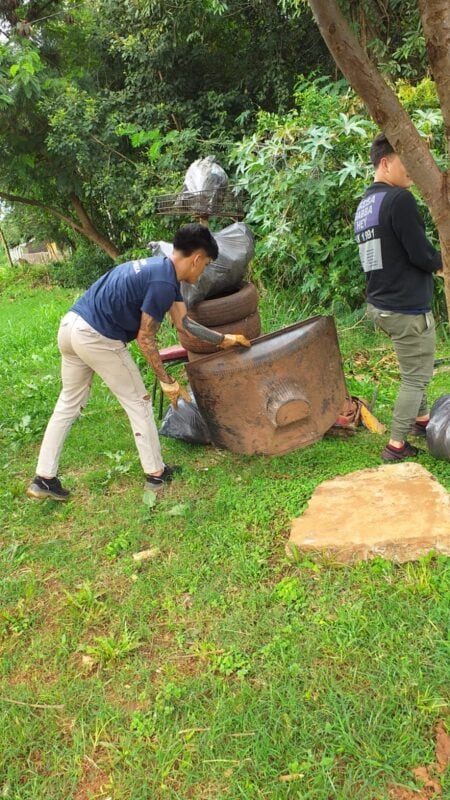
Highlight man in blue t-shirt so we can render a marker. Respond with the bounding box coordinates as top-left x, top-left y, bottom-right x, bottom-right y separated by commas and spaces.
27, 224, 250, 501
